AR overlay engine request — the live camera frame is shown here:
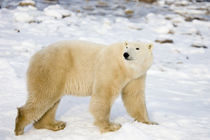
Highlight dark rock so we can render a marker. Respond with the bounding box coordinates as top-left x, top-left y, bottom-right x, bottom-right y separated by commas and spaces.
168, 30, 175, 34
173, 23, 178, 27
165, 17, 172, 20
196, 0, 210, 2
177, 62, 183, 64
83, 6, 94, 11
28, 20, 42, 24
191, 44, 208, 49
96, 1, 108, 7
62, 15, 71, 19
155, 39, 174, 44
128, 26, 142, 30
138, 0, 156, 3
185, 16, 207, 22
15, 29, 20, 33
19, 1, 36, 7
125, 9, 134, 16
